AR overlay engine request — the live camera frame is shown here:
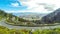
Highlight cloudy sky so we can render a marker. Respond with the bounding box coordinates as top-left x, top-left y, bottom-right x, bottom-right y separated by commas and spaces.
0, 0, 60, 13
